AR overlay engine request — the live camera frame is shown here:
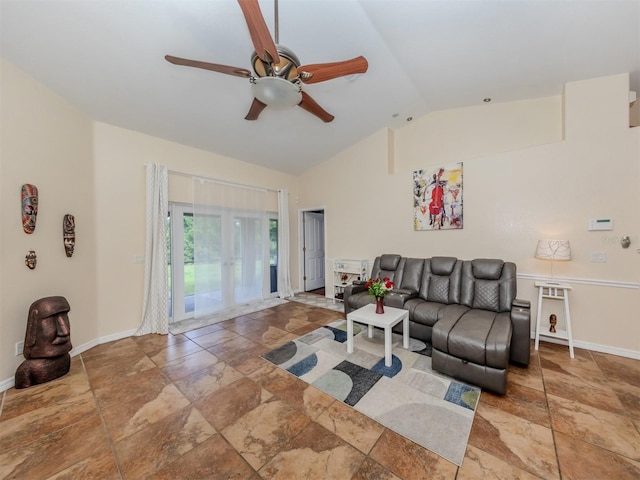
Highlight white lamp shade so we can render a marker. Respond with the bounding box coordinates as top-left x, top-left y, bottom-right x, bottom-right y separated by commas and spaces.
251, 77, 302, 109
535, 239, 572, 261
